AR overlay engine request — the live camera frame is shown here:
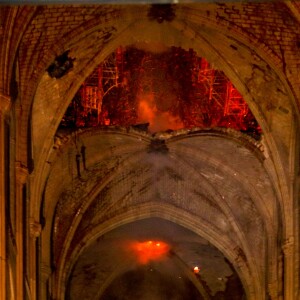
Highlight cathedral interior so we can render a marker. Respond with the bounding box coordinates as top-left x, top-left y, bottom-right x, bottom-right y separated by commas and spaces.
0, 1, 299, 299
